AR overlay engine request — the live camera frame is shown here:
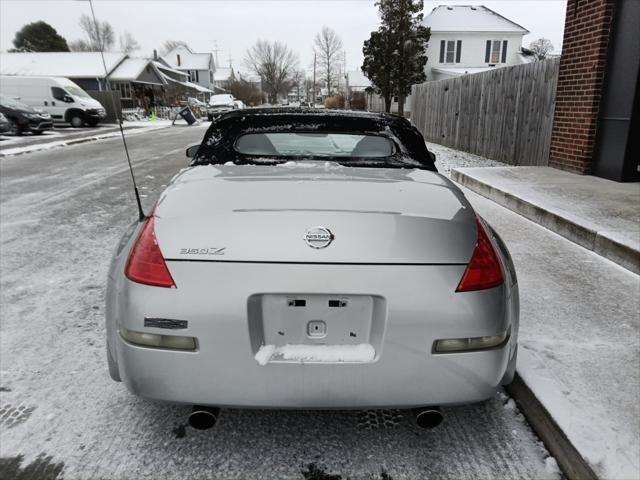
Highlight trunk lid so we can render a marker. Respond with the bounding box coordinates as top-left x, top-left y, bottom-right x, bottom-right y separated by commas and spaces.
154, 164, 476, 264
